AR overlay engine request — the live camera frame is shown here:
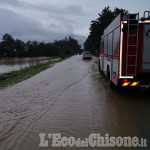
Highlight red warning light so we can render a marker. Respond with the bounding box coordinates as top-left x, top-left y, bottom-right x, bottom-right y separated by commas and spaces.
122, 22, 125, 24
124, 79, 128, 83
